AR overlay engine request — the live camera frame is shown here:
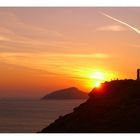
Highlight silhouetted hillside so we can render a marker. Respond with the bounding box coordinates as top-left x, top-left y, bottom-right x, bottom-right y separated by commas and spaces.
40, 79, 140, 133
41, 87, 88, 100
